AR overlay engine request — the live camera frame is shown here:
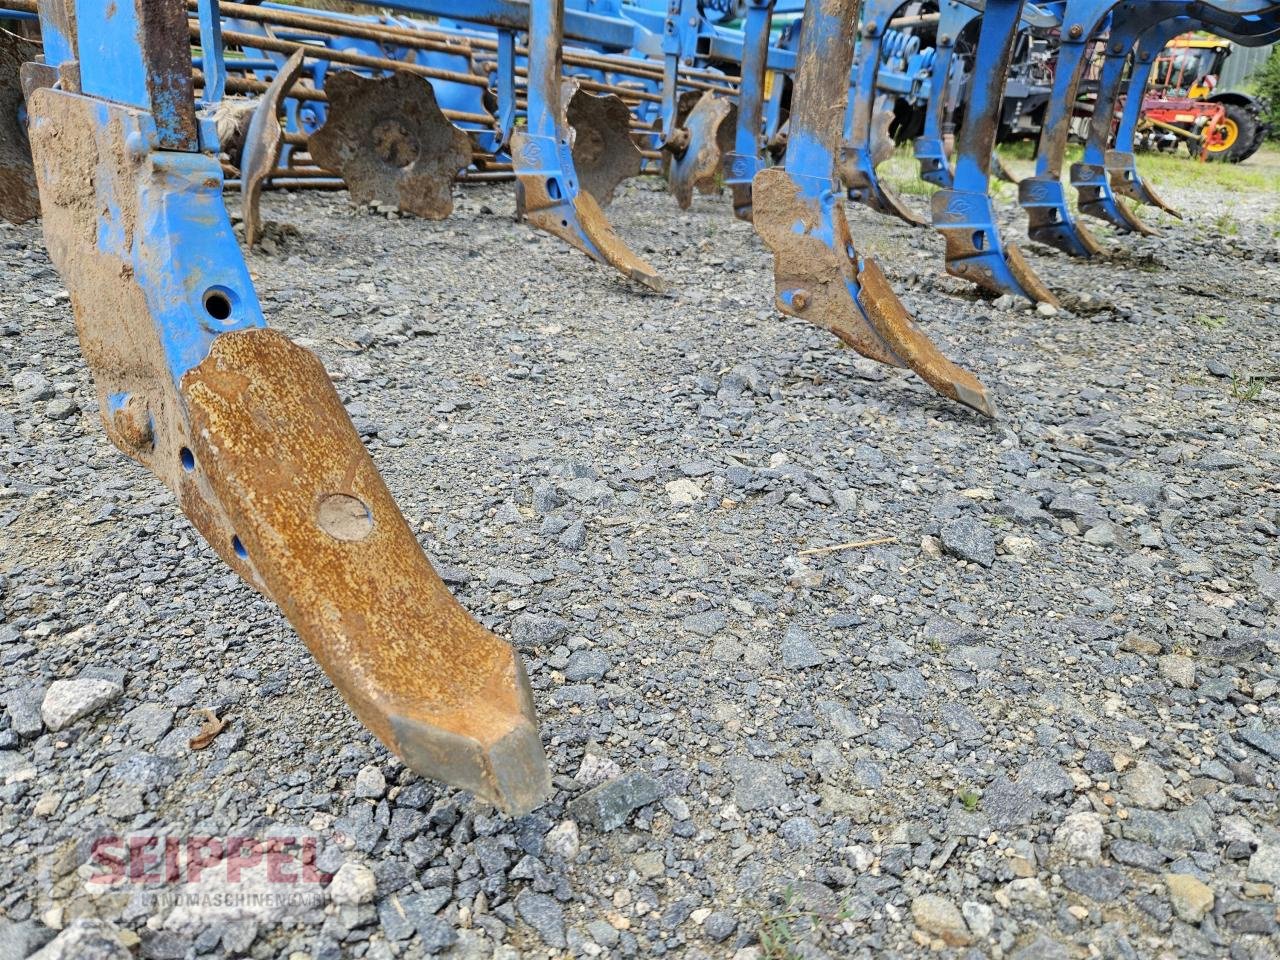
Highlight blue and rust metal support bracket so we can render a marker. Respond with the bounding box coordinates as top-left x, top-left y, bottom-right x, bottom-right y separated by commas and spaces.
1105, 13, 1186, 215
28, 0, 552, 814
511, 0, 665, 289
930, 0, 1058, 305
723, 0, 773, 221
915, 1, 982, 187
751, 0, 995, 417
1017, 0, 1118, 257
1072, 4, 1191, 235
841, 0, 929, 226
